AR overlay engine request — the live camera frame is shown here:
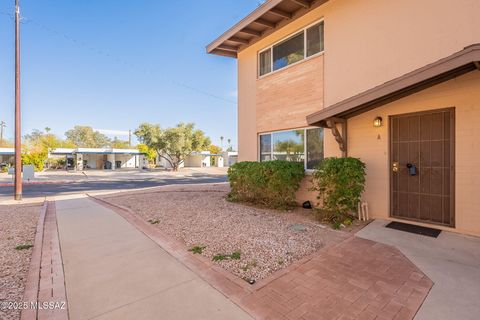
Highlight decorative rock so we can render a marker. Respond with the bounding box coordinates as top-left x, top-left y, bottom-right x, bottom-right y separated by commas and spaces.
99, 184, 350, 281
289, 223, 307, 232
